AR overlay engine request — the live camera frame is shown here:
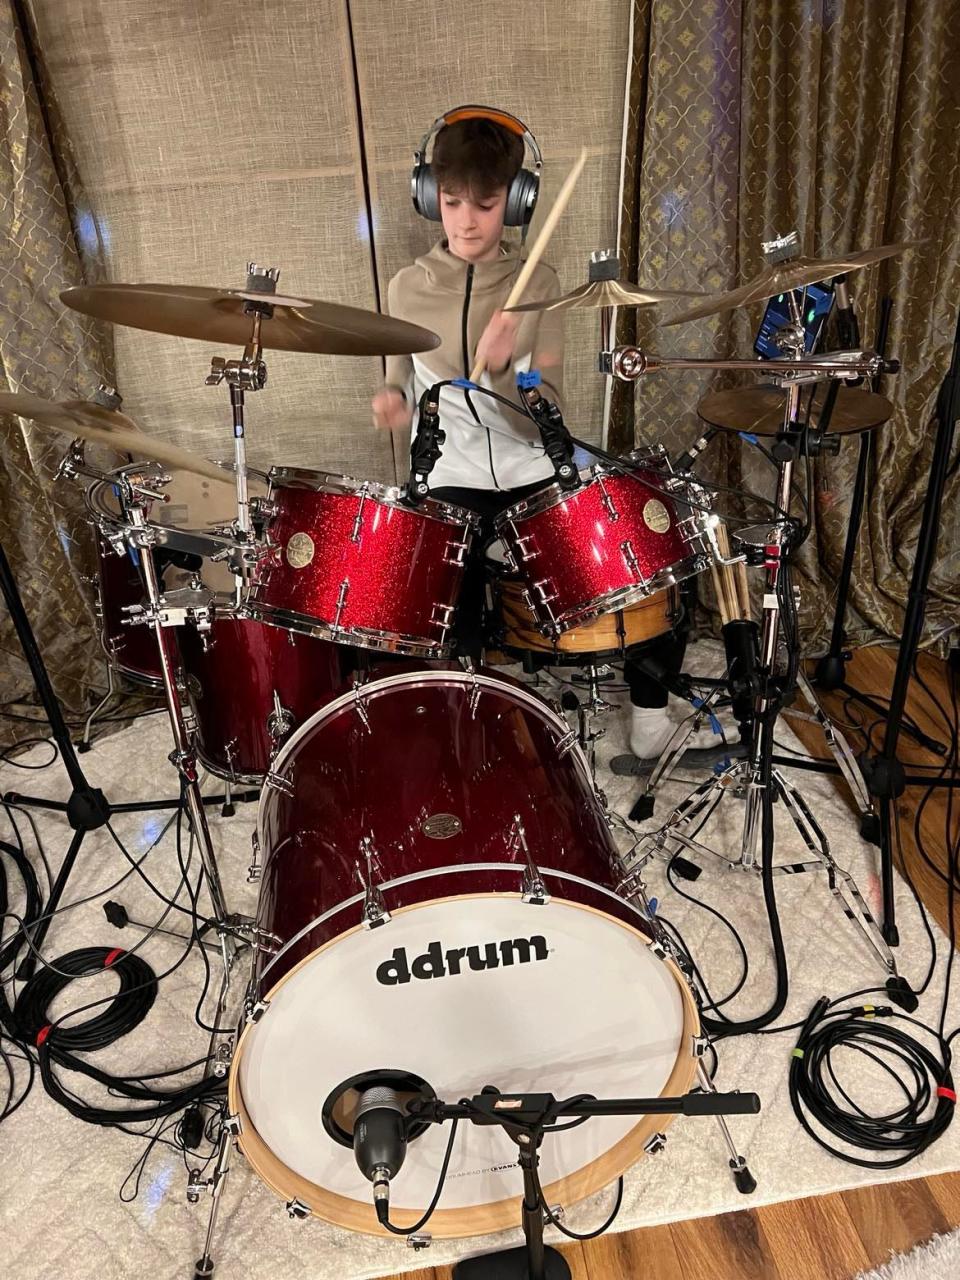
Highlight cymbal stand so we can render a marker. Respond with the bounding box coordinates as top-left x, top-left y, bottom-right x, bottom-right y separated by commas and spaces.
205, 262, 277, 603
620, 308, 899, 979
119, 470, 237, 986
